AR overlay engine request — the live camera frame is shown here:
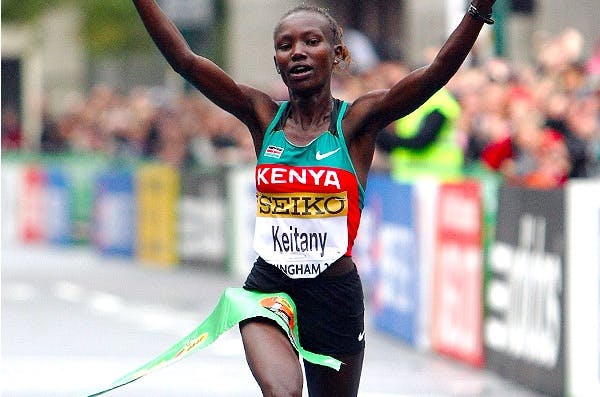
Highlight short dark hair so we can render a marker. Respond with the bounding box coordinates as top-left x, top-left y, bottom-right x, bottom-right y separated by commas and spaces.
276, 5, 343, 45
274, 5, 351, 68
